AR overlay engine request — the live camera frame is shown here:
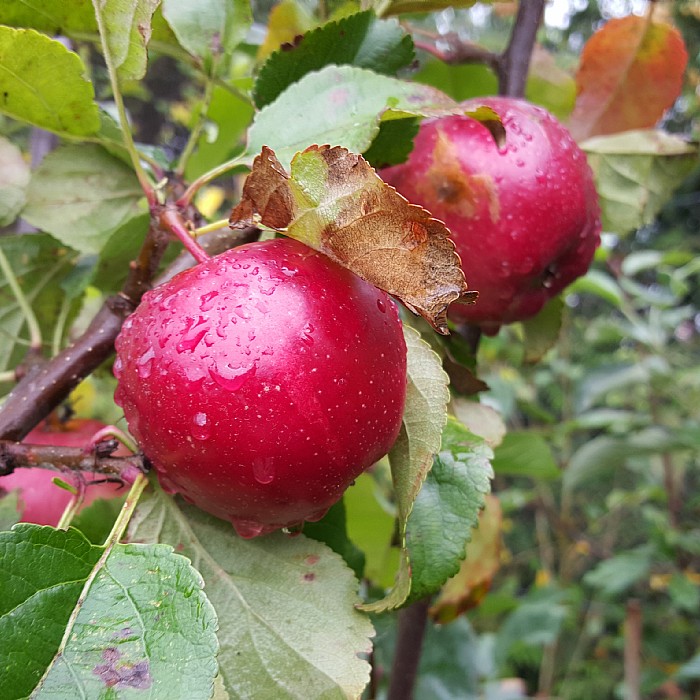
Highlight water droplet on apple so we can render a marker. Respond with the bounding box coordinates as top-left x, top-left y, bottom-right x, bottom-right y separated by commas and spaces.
252, 457, 275, 484
177, 327, 208, 353
376, 299, 386, 313
209, 364, 256, 392
305, 507, 330, 523
199, 290, 219, 312
191, 412, 211, 440
136, 347, 155, 378
113, 356, 123, 378
300, 322, 315, 345
232, 518, 266, 538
